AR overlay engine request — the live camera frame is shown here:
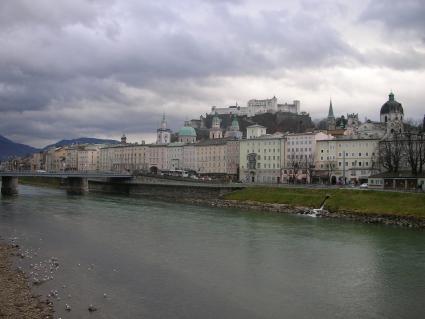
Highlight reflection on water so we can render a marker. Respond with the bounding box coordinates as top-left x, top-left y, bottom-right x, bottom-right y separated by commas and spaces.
0, 185, 424, 319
